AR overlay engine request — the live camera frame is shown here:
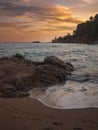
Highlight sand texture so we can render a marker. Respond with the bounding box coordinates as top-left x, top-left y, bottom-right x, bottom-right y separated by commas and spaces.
0, 98, 98, 130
